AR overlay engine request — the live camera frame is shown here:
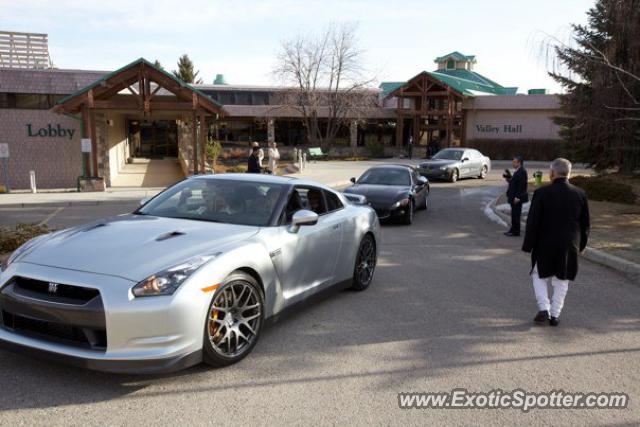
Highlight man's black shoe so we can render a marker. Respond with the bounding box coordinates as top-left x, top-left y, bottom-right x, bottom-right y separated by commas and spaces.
534, 310, 550, 324
504, 231, 520, 237
549, 317, 560, 327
